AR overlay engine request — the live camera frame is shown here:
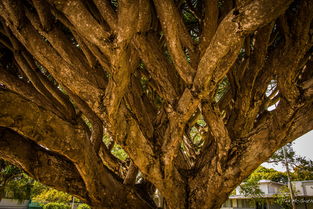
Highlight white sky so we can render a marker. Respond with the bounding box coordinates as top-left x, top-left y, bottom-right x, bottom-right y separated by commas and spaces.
293, 130, 313, 160
262, 130, 313, 171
